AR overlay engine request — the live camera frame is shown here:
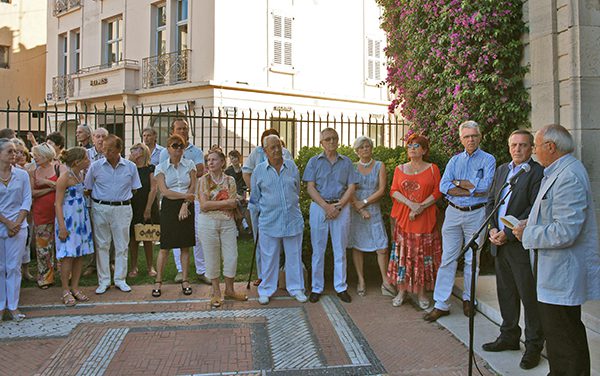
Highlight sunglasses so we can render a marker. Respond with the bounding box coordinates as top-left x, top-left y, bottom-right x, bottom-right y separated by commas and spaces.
407, 143, 421, 149
170, 143, 185, 150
